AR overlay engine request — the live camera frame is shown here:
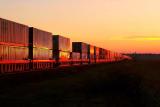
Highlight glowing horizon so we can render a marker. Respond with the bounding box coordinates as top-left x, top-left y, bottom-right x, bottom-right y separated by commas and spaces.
0, 0, 160, 53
